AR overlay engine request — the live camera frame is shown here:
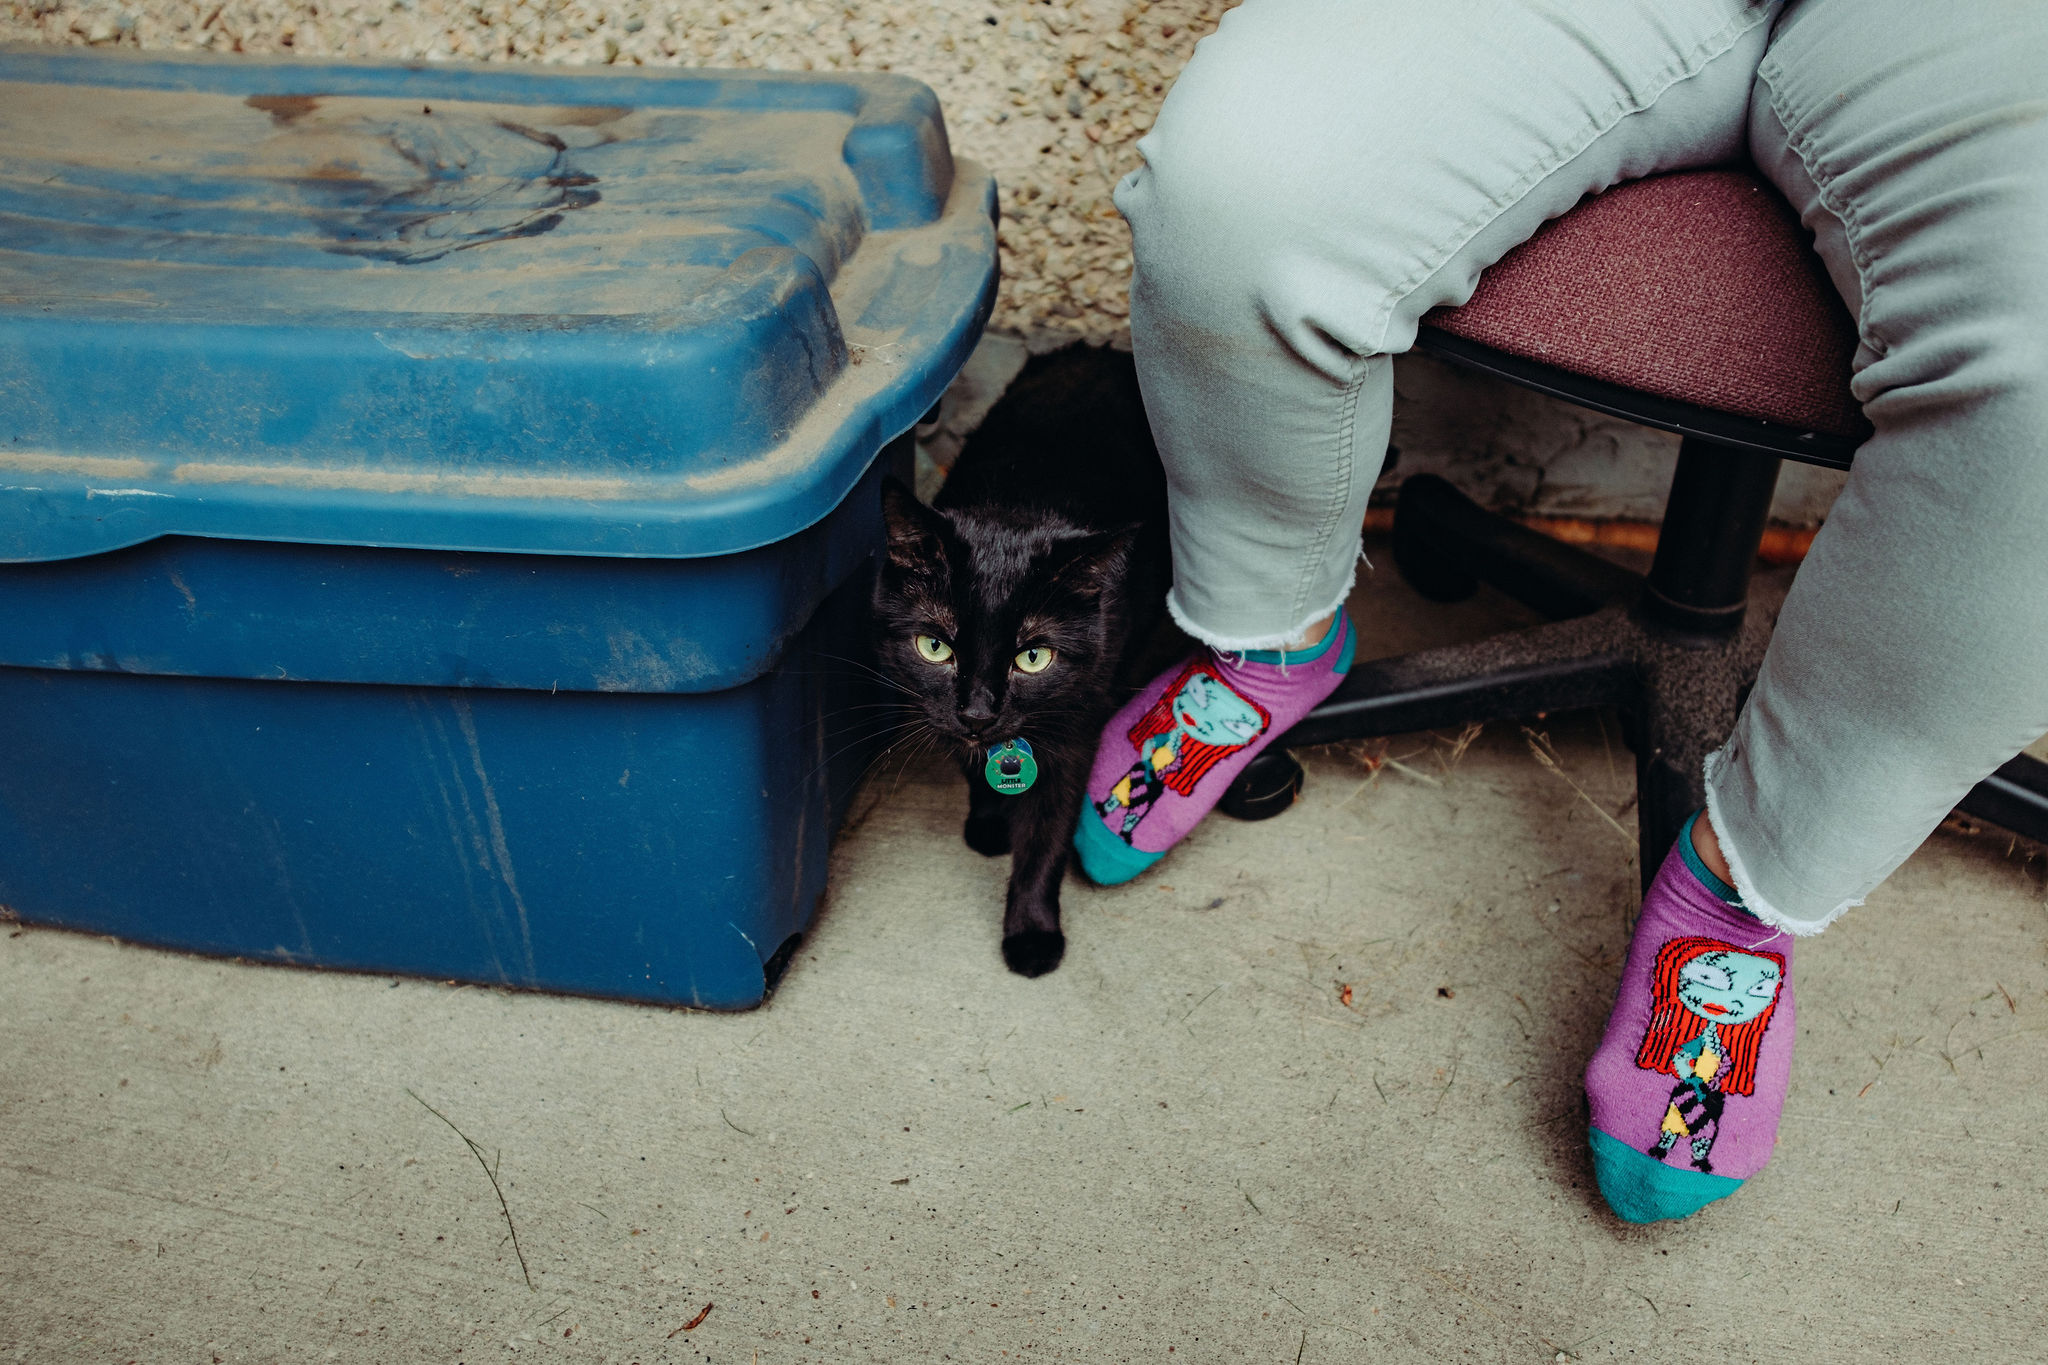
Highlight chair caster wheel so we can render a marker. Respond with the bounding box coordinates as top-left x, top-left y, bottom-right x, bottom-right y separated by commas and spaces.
1220, 749, 1305, 821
